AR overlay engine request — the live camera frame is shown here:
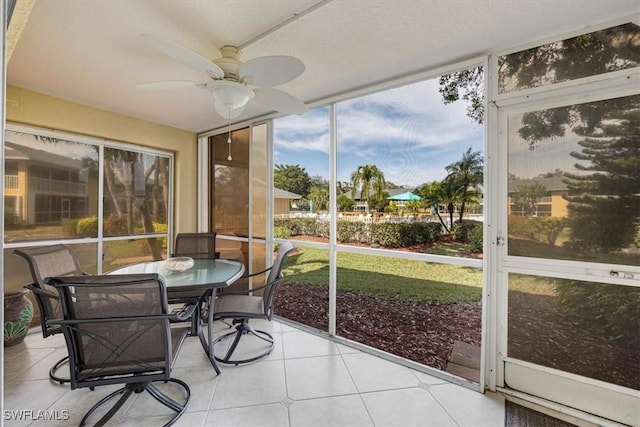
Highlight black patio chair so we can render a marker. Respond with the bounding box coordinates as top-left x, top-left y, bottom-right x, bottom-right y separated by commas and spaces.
212, 241, 295, 365
45, 273, 192, 427
166, 232, 219, 333
13, 244, 87, 384
167, 232, 218, 303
